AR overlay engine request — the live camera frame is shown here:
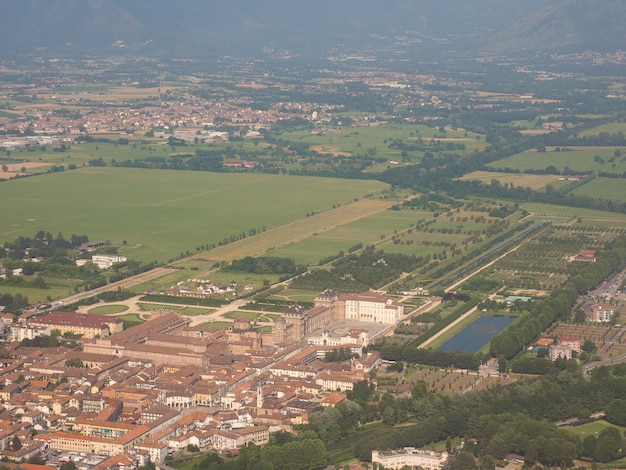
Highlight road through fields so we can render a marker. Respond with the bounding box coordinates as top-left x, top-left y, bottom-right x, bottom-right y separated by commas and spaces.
58, 267, 177, 306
